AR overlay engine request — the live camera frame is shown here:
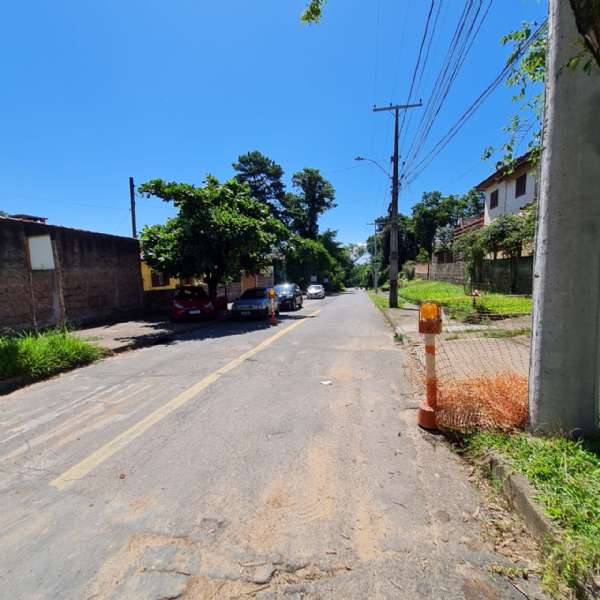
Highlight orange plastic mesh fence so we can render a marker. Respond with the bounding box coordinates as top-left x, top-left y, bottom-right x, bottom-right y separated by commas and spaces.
408, 312, 531, 432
